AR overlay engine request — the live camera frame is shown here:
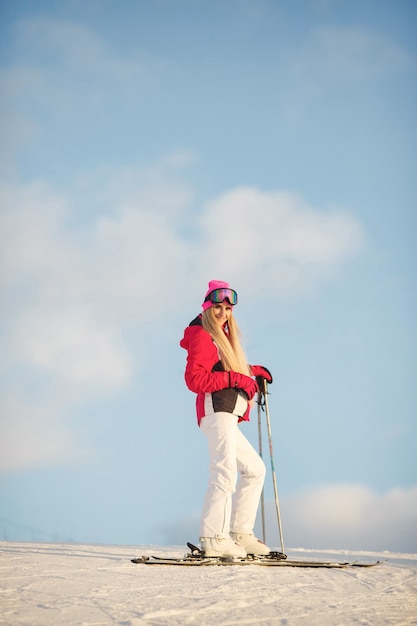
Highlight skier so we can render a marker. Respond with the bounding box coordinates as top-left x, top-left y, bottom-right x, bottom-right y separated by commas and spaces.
180, 280, 273, 558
